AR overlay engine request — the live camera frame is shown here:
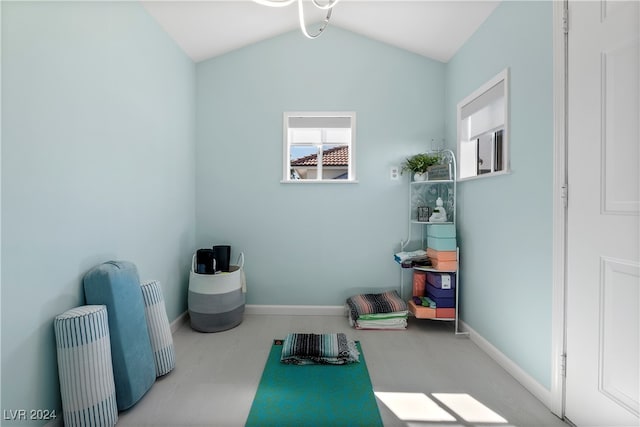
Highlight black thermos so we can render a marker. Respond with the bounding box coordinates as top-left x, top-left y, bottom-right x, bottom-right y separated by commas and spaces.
212, 245, 231, 272
196, 249, 216, 274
